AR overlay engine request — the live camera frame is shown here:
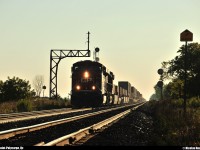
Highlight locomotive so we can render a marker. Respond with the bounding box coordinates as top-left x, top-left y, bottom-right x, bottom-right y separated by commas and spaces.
71, 60, 143, 107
